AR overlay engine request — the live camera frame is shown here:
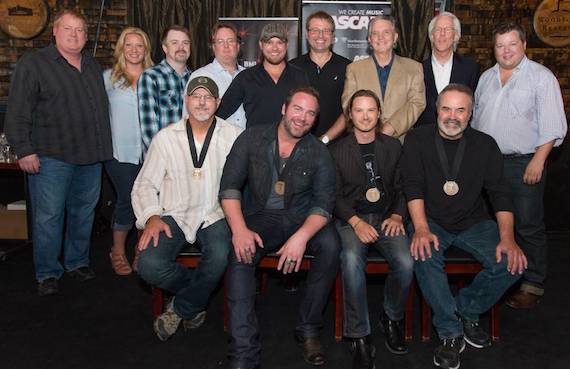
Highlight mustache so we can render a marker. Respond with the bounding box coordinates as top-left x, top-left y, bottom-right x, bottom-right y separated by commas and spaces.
444, 119, 461, 126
